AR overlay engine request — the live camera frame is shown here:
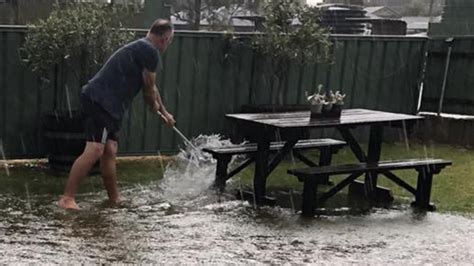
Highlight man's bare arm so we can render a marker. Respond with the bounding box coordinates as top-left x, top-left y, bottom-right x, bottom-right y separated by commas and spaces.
142, 69, 175, 125
142, 69, 161, 112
